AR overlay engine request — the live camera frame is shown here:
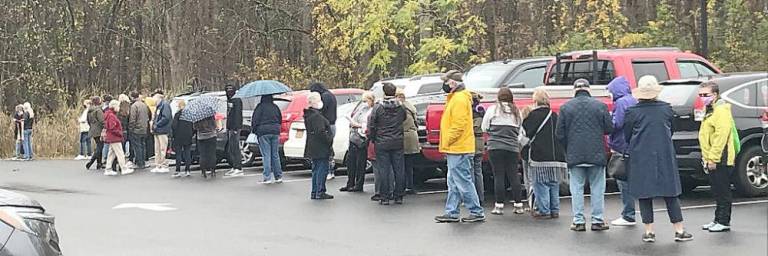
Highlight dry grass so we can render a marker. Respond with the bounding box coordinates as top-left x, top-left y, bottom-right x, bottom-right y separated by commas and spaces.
0, 108, 80, 159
